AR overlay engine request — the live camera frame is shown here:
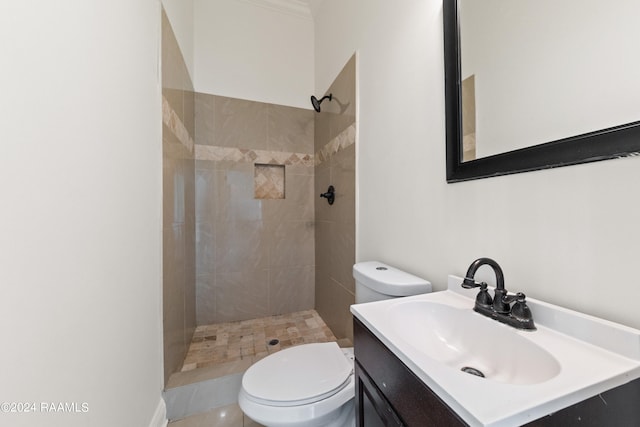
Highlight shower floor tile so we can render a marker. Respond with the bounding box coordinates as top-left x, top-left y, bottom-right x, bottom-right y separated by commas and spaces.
181, 310, 338, 372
